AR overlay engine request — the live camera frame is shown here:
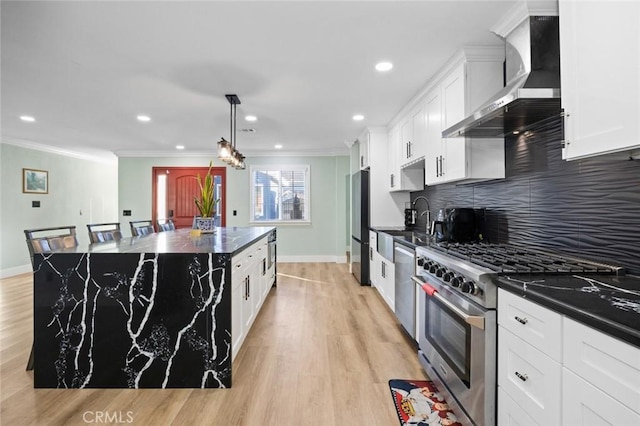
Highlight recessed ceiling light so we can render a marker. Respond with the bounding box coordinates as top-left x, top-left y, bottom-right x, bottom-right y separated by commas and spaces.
245, 115, 257, 122
353, 114, 365, 121
20, 115, 36, 122
375, 61, 393, 72
137, 115, 151, 122
176, 145, 185, 150
275, 144, 283, 149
